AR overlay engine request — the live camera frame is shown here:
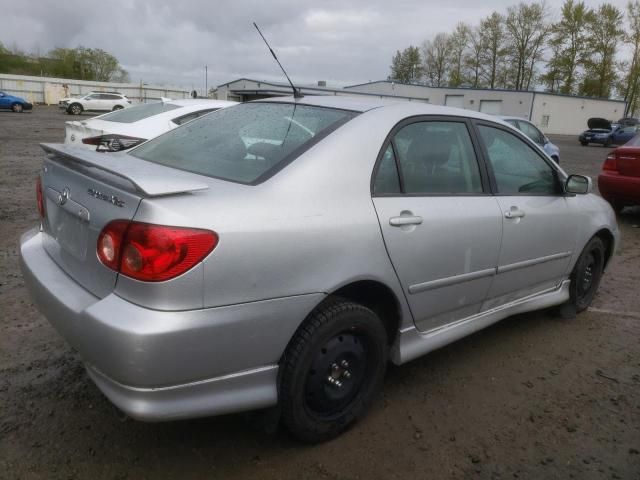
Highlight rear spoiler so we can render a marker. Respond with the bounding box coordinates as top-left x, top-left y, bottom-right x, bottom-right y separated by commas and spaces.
41, 143, 209, 197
